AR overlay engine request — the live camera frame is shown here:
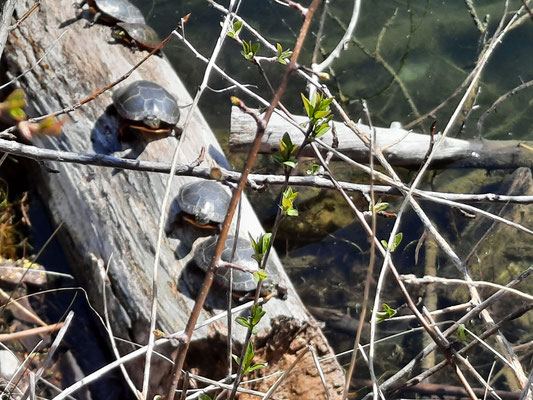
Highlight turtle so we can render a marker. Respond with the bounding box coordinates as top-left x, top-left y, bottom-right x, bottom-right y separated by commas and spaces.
176, 180, 231, 230
111, 22, 161, 53
74, 0, 146, 25
112, 80, 180, 137
192, 234, 282, 296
